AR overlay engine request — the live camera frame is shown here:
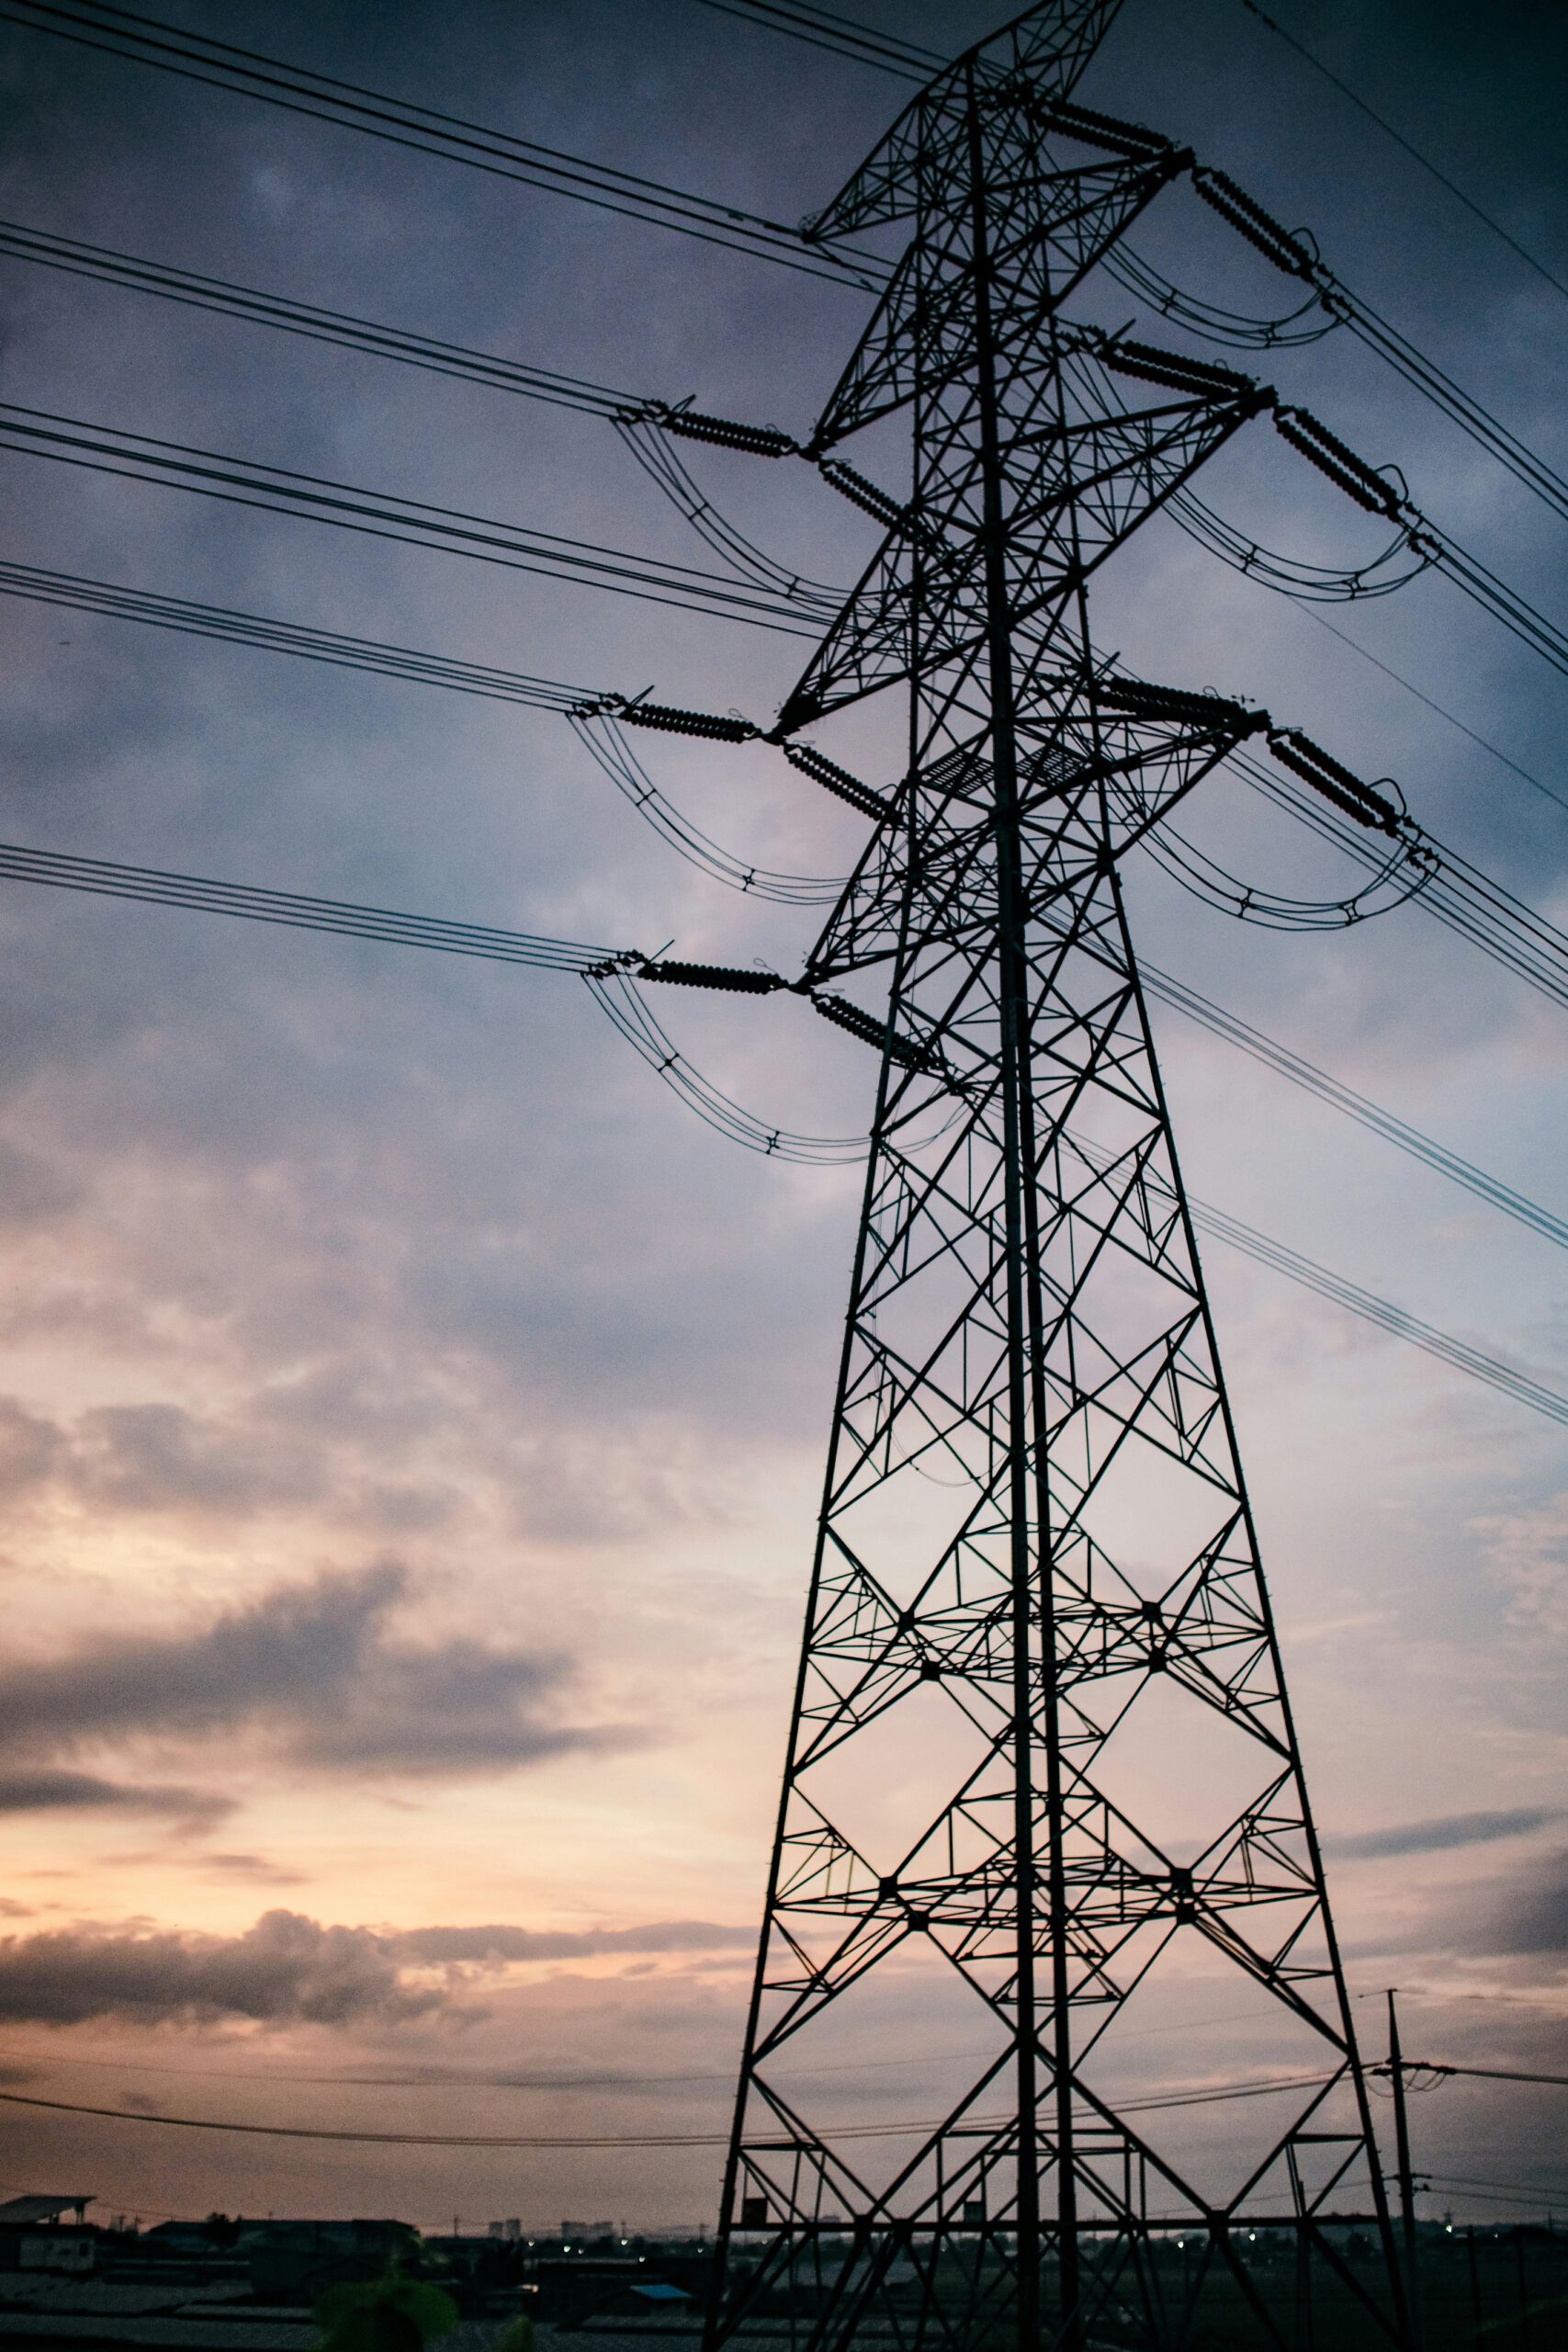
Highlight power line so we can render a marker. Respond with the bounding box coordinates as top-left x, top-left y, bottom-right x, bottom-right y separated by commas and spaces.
0, 218, 637, 415
0, 0, 886, 290
1237, 0, 1568, 307
0, 841, 631, 973
6, 834, 1566, 1427
0, 2071, 1359, 2150
1299, 605, 1568, 821
1072, 1134, 1568, 1430
1139, 956, 1568, 1252
0, 402, 817, 635
1187, 1196, 1568, 1428
689, 0, 935, 80
7, 216, 1566, 808
0, 558, 607, 707
12, 384, 1568, 973
692, 0, 936, 76
1231, 750, 1568, 1017
1415, 2064, 1568, 2092
6, 559, 1567, 1253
